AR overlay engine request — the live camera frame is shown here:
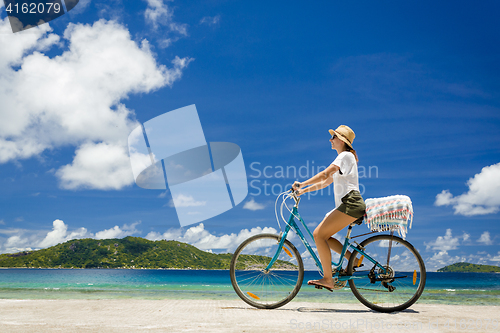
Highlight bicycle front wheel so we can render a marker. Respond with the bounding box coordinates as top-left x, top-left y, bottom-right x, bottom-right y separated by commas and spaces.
347, 234, 426, 313
230, 234, 304, 309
